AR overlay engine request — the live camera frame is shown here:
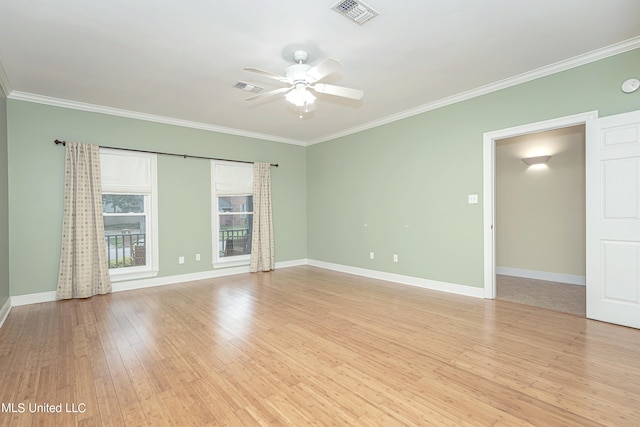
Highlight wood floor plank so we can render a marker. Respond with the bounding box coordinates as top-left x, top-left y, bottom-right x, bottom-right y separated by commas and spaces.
55, 385, 79, 426
135, 396, 173, 426
93, 375, 125, 426
1, 266, 640, 425
432, 364, 600, 426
